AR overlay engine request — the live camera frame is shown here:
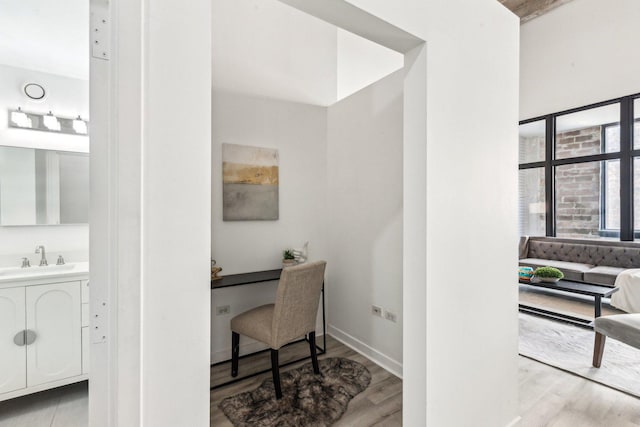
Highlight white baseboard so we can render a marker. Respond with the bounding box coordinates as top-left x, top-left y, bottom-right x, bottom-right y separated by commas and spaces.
328, 324, 402, 379
505, 416, 522, 427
